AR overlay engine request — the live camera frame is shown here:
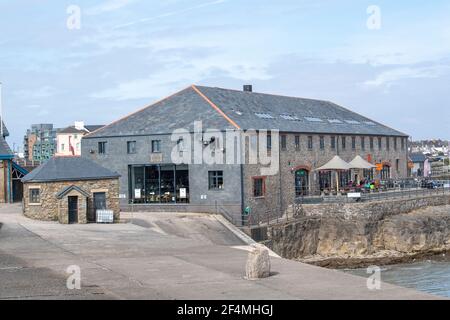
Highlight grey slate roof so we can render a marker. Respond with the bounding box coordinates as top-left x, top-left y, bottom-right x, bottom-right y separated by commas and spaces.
1, 121, 9, 137
86, 85, 408, 138
22, 156, 120, 182
84, 125, 104, 133
0, 136, 13, 157
410, 153, 427, 163
59, 126, 87, 134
